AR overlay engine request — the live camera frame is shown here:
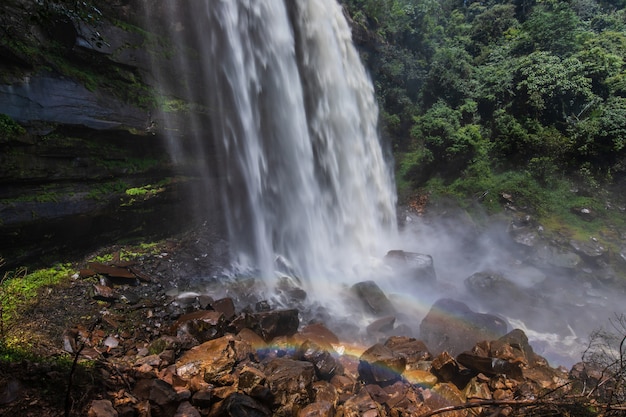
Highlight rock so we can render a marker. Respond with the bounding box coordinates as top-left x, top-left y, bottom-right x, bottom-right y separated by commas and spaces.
456, 352, 523, 380
311, 380, 338, 404
337, 389, 380, 417
0, 73, 148, 130
420, 298, 507, 357
173, 310, 227, 343
132, 379, 178, 416
532, 244, 582, 269
88, 399, 119, 417
490, 329, 536, 366
383, 336, 431, 369
430, 351, 474, 389
191, 389, 214, 408
422, 383, 466, 417
384, 250, 437, 284
265, 358, 316, 414
403, 369, 438, 387
210, 393, 271, 417
298, 401, 334, 417
299, 340, 340, 380
212, 297, 236, 319
253, 309, 300, 341
350, 281, 395, 317
0, 379, 24, 405
465, 270, 533, 312
299, 323, 340, 348
358, 343, 406, 386
176, 335, 253, 384
237, 365, 267, 395
174, 401, 201, 417
366, 316, 396, 339
92, 284, 119, 302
